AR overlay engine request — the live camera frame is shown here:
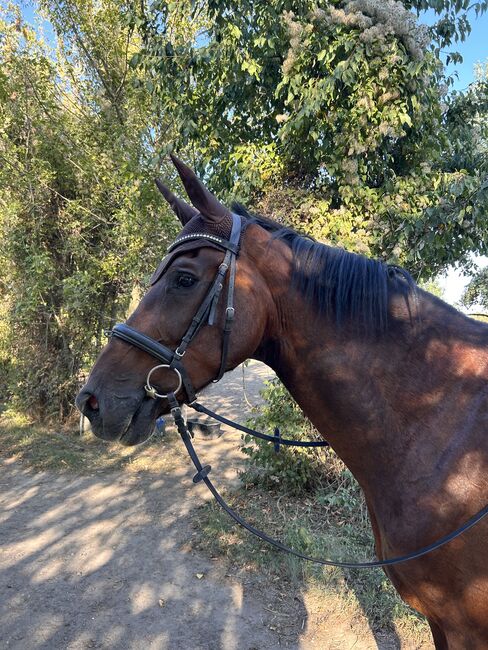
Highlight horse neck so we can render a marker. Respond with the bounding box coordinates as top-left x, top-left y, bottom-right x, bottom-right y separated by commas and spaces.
256, 279, 488, 497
